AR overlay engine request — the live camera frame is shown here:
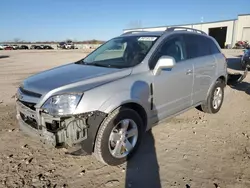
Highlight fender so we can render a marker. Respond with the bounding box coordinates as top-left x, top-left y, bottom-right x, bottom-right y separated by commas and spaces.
76, 90, 151, 154
98, 90, 151, 116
